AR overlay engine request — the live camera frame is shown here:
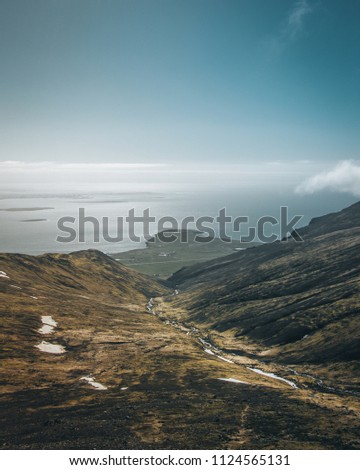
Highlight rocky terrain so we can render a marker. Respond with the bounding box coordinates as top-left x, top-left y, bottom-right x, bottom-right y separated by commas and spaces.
0, 203, 359, 449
